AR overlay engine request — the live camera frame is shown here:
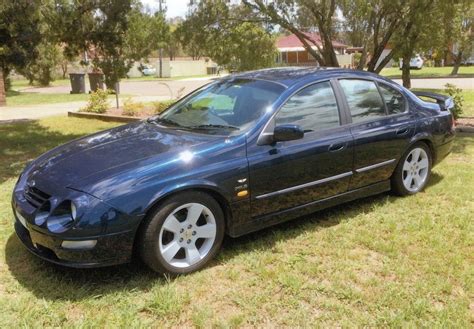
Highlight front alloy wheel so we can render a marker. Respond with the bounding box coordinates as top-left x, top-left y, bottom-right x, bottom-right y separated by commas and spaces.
139, 191, 225, 274
159, 203, 217, 268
